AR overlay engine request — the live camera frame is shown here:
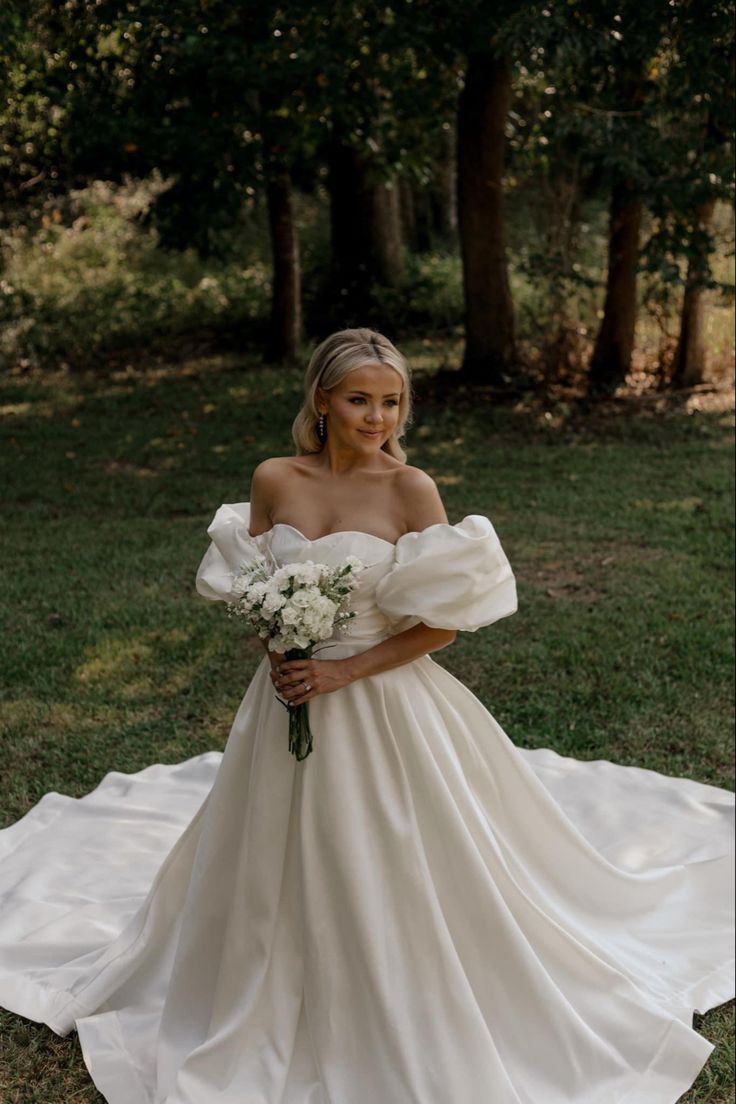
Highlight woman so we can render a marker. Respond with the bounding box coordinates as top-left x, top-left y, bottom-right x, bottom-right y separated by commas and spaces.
0, 327, 733, 1104
248, 327, 461, 710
